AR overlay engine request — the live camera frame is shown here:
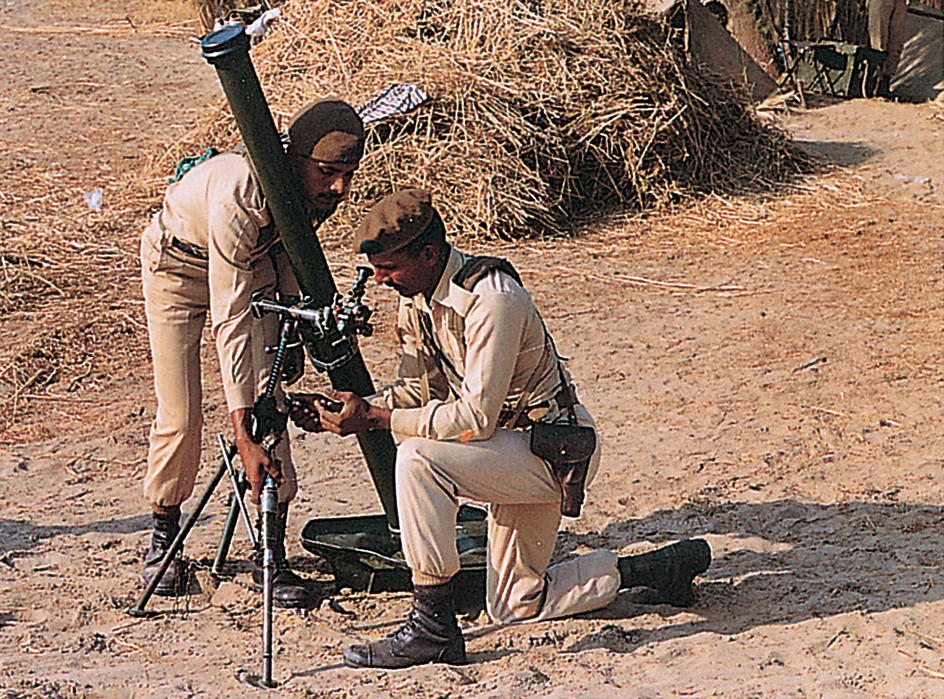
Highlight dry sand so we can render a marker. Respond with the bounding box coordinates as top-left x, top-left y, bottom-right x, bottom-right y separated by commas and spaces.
1, 1, 943, 698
